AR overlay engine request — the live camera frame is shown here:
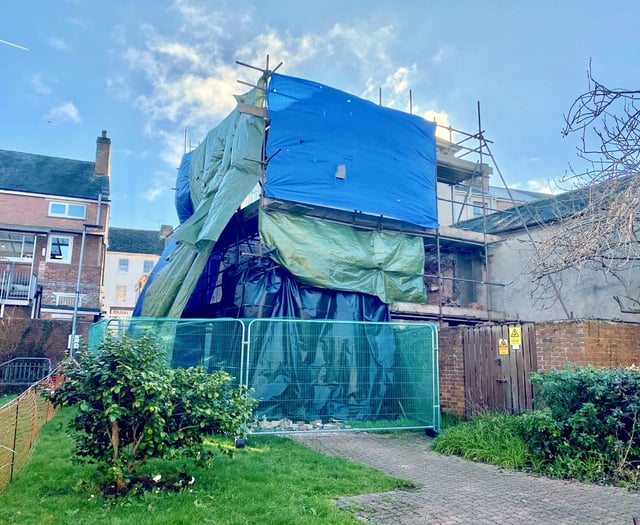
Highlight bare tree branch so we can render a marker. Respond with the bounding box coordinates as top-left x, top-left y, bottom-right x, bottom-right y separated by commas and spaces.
528, 62, 640, 314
